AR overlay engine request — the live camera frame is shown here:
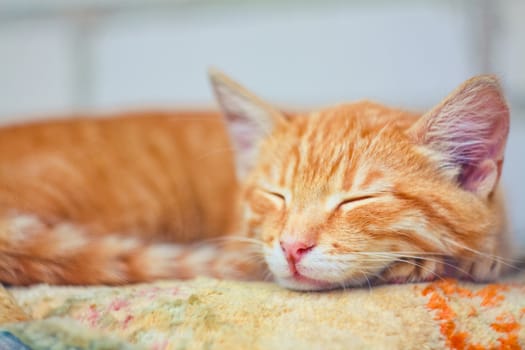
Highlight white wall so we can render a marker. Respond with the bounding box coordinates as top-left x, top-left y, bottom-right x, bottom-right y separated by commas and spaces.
1, 0, 524, 242
90, 3, 475, 110
0, 18, 76, 120
1, 1, 485, 118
